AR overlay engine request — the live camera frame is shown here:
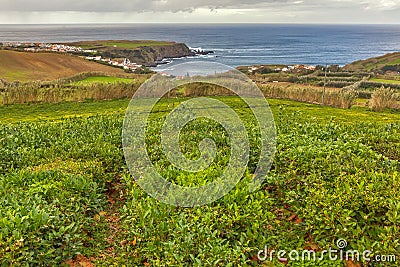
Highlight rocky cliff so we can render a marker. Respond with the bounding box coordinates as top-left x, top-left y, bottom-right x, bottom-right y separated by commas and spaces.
101, 43, 194, 67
